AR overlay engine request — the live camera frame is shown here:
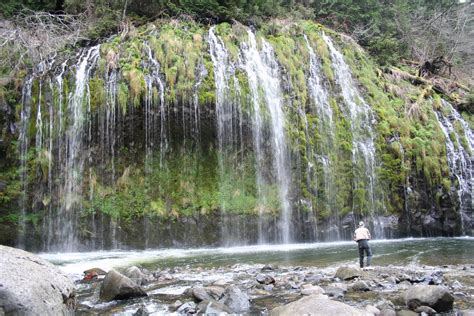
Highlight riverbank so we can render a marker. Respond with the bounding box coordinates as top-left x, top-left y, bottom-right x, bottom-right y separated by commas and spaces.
73, 261, 474, 314
38, 238, 474, 315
